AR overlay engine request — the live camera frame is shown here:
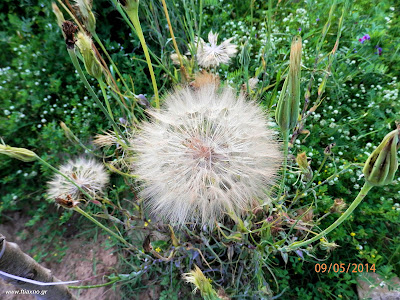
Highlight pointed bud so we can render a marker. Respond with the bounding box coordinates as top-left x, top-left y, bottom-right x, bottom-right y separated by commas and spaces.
296, 151, 312, 180
52, 3, 65, 29
60, 122, 79, 144
0, 144, 37, 162
275, 36, 302, 132
363, 126, 400, 186
76, 32, 103, 79
87, 11, 96, 33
